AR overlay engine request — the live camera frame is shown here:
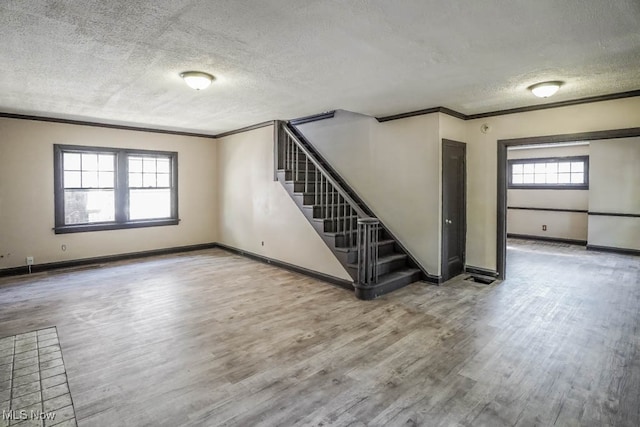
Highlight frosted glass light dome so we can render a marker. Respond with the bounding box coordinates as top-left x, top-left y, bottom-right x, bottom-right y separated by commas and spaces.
180, 71, 214, 90
528, 81, 562, 98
